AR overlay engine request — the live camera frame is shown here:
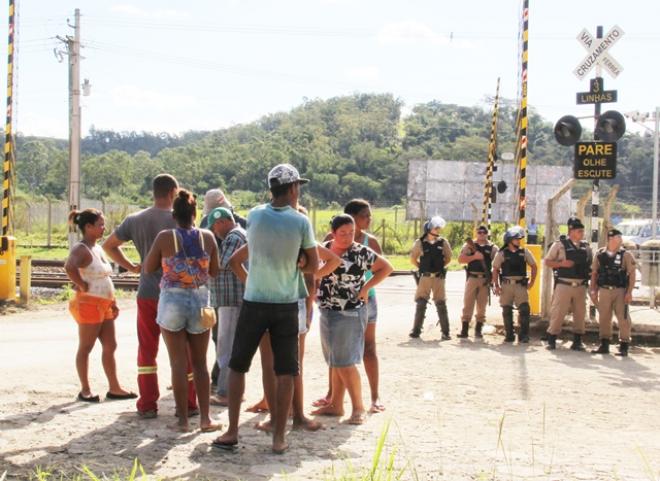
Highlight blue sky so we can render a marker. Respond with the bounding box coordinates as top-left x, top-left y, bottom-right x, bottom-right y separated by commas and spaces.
4, 0, 659, 138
